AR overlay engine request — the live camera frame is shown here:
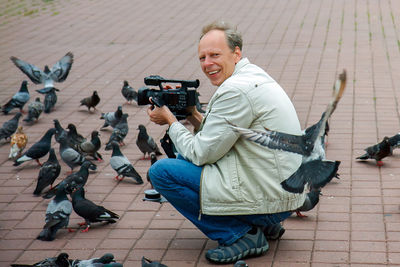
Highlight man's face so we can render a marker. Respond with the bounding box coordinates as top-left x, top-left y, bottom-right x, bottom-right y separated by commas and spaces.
198, 30, 241, 86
